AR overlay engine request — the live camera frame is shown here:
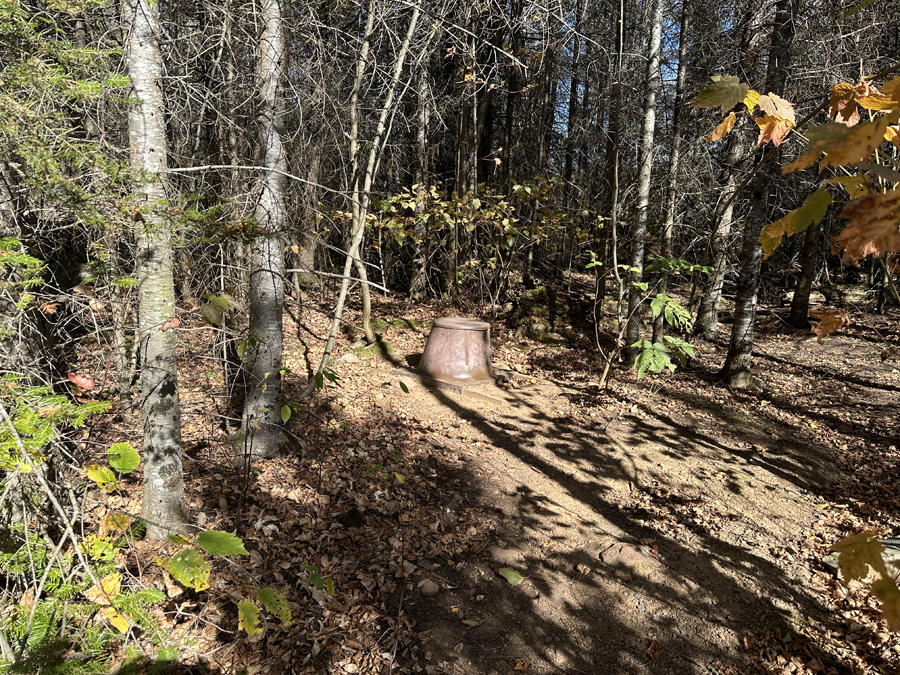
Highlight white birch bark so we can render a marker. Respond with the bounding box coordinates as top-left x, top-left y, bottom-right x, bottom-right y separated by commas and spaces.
124, 0, 187, 538
237, 0, 288, 463
623, 0, 663, 366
